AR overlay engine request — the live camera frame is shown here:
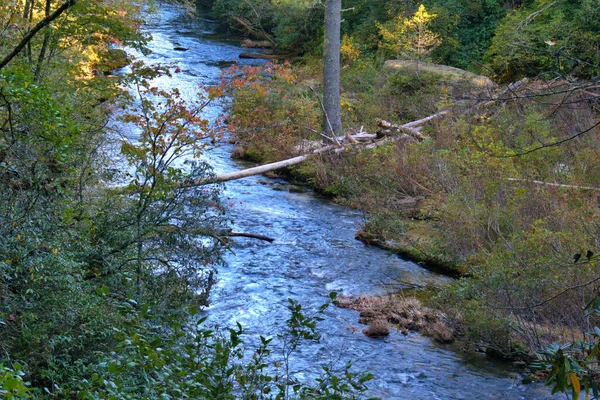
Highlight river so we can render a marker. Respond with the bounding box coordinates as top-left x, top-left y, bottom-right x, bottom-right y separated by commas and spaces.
125, 4, 555, 399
